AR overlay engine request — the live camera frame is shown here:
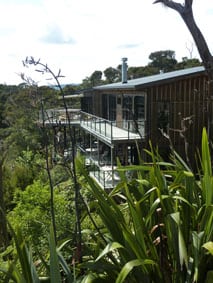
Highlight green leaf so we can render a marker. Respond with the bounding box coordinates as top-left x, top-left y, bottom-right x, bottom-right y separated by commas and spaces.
49, 225, 62, 283
170, 212, 188, 267
203, 241, 213, 255
115, 259, 156, 283
95, 242, 124, 262
178, 227, 188, 268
